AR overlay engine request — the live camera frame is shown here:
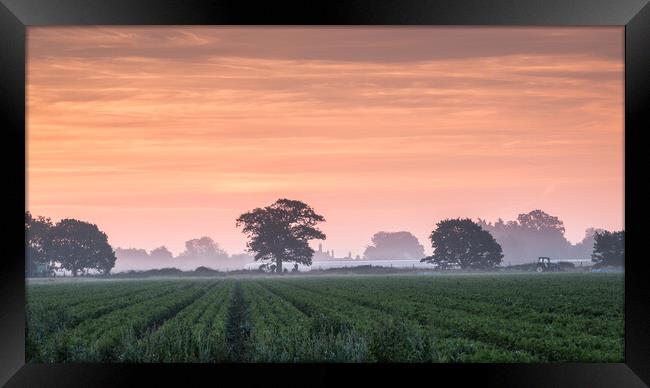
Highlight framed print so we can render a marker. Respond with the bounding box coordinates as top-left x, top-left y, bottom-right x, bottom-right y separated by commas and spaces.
1, 0, 648, 387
